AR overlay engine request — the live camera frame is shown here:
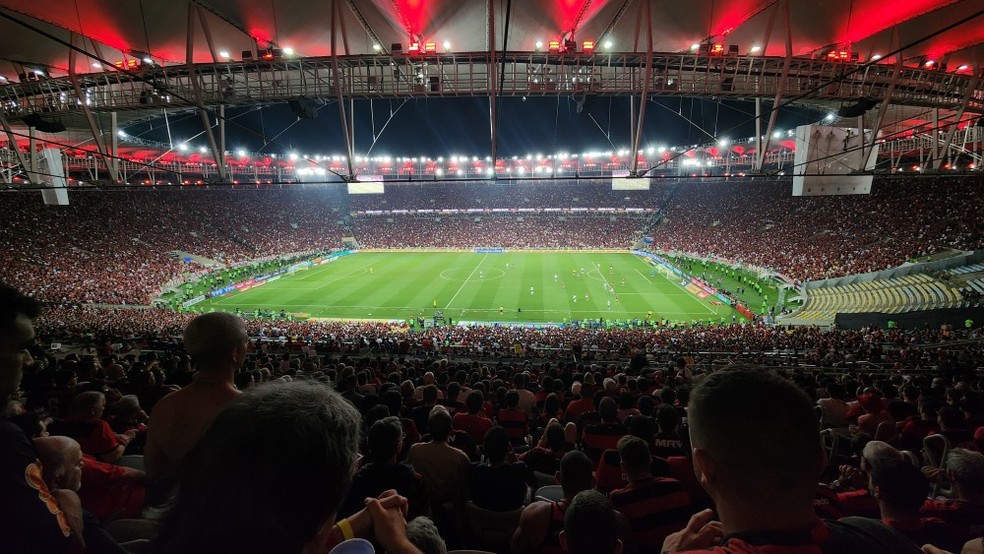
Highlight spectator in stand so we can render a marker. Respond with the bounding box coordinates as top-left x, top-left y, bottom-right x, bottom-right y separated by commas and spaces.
153, 380, 421, 554
468, 426, 528, 511
410, 384, 440, 435
609, 435, 693, 550
514, 373, 537, 415
868, 457, 958, 551
48, 392, 129, 463
582, 397, 627, 462
653, 404, 689, 459
564, 382, 595, 423
453, 390, 493, 444
660, 368, 921, 553
818, 382, 851, 429
561, 490, 624, 554
921, 448, 984, 543
343, 416, 426, 519
497, 389, 530, 446
521, 420, 568, 478
856, 392, 894, 437
144, 312, 247, 481
898, 397, 942, 451
939, 407, 976, 448
511, 450, 596, 554
406, 406, 470, 536
404, 517, 447, 554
